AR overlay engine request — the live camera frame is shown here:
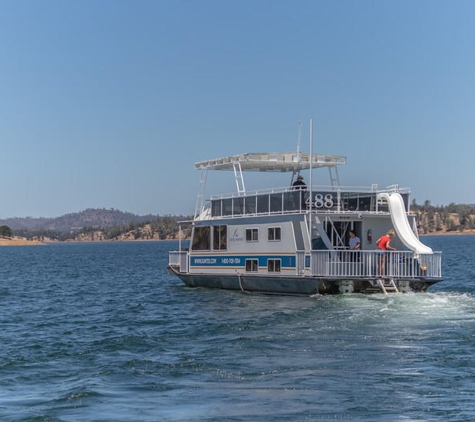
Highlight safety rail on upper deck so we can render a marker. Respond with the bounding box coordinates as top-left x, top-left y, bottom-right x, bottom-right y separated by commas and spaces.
205, 185, 411, 219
